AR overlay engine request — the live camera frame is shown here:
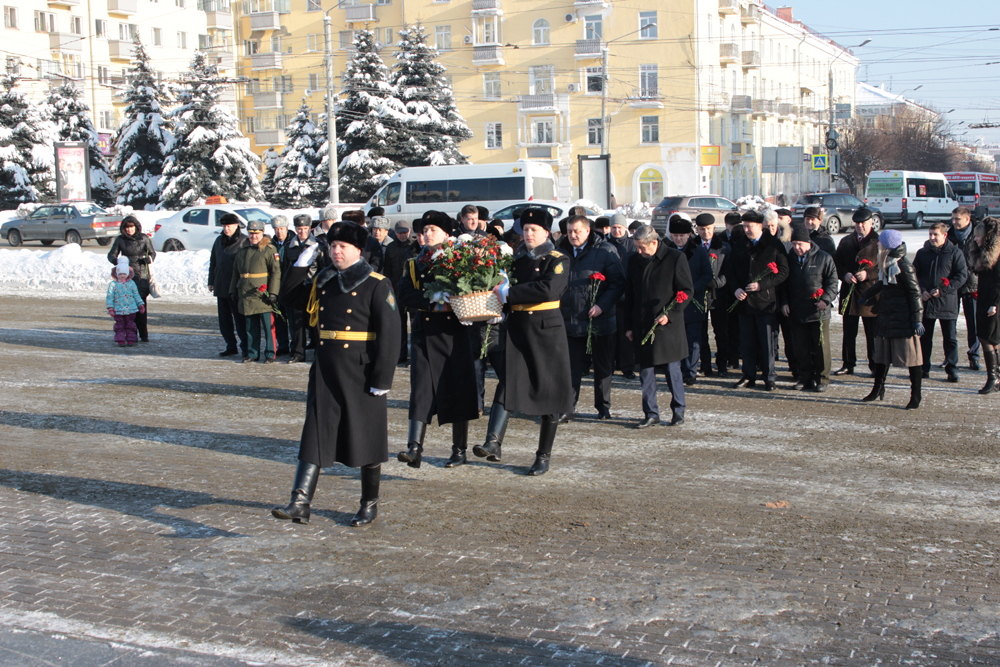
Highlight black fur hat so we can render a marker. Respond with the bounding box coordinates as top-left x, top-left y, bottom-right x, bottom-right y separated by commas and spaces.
414, 210, 454, 236
327, 221, 368, 250
519, 206, 554, 232
741, 210, 763, 225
